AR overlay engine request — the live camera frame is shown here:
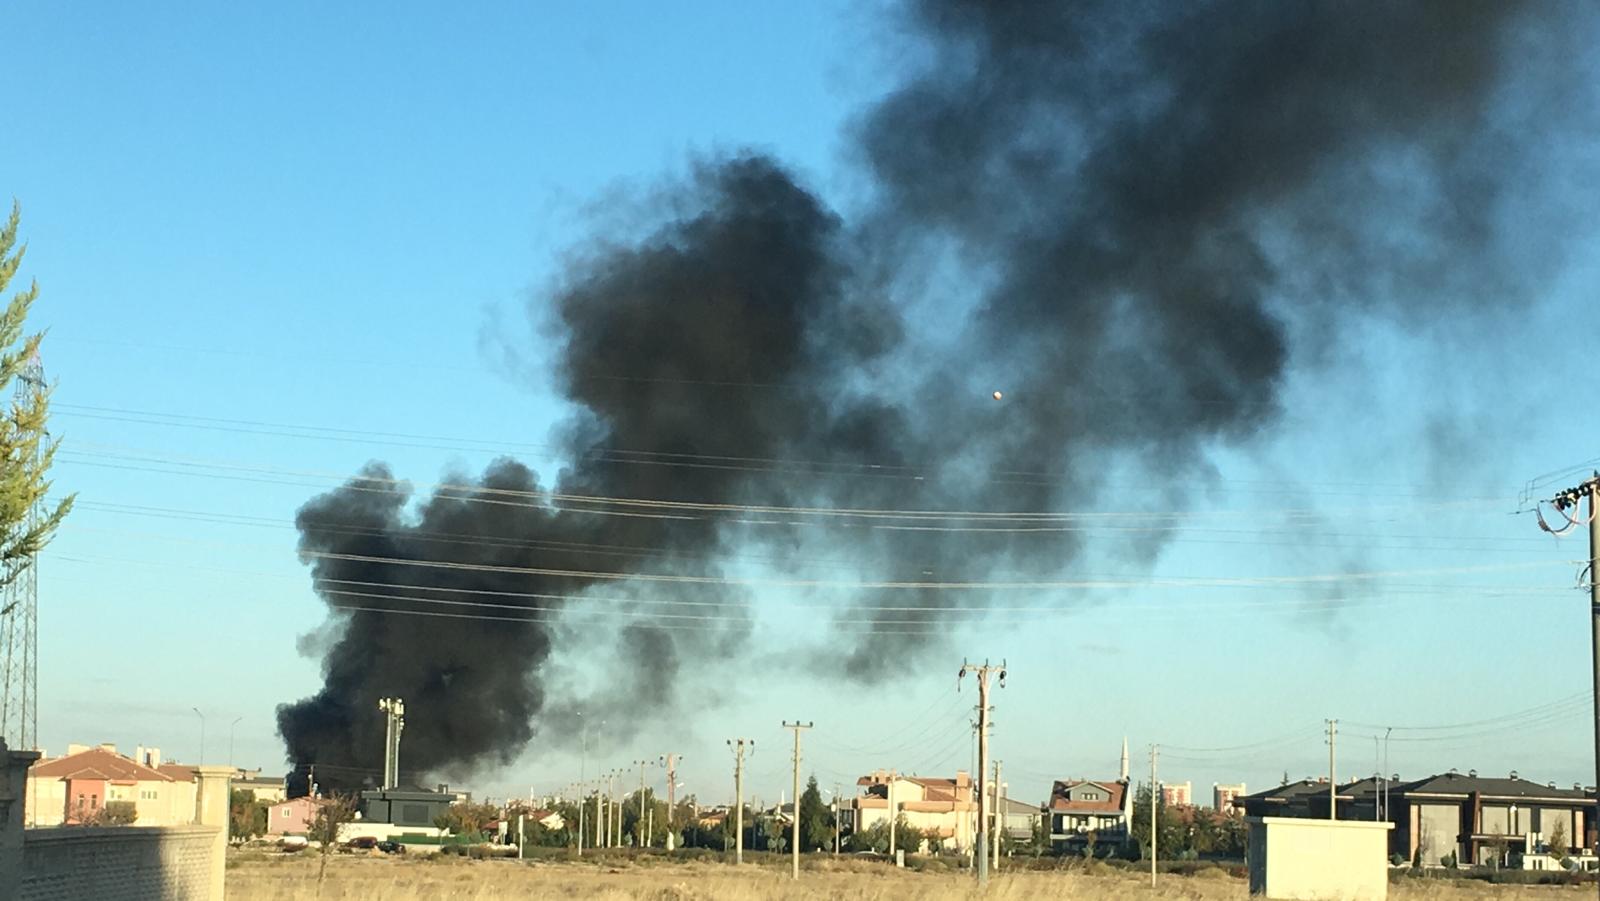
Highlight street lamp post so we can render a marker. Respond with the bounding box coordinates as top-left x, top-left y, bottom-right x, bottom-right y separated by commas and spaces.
229, 717, 243, 768
192, 707, 206, 764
